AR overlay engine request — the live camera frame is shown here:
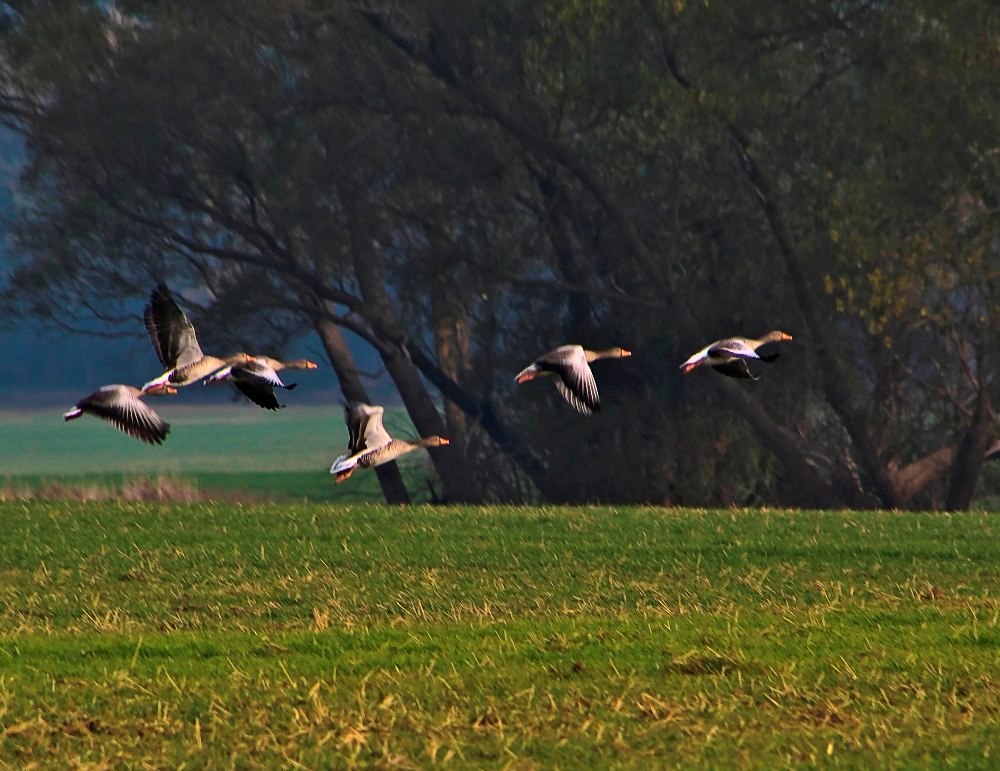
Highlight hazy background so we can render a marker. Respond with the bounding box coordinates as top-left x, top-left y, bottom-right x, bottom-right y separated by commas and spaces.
0, 124, 385, 406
